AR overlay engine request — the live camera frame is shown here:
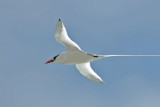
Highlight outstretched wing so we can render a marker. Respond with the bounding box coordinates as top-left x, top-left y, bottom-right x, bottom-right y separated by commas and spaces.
76, 63, 104, 83
55, 19, 81, 52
